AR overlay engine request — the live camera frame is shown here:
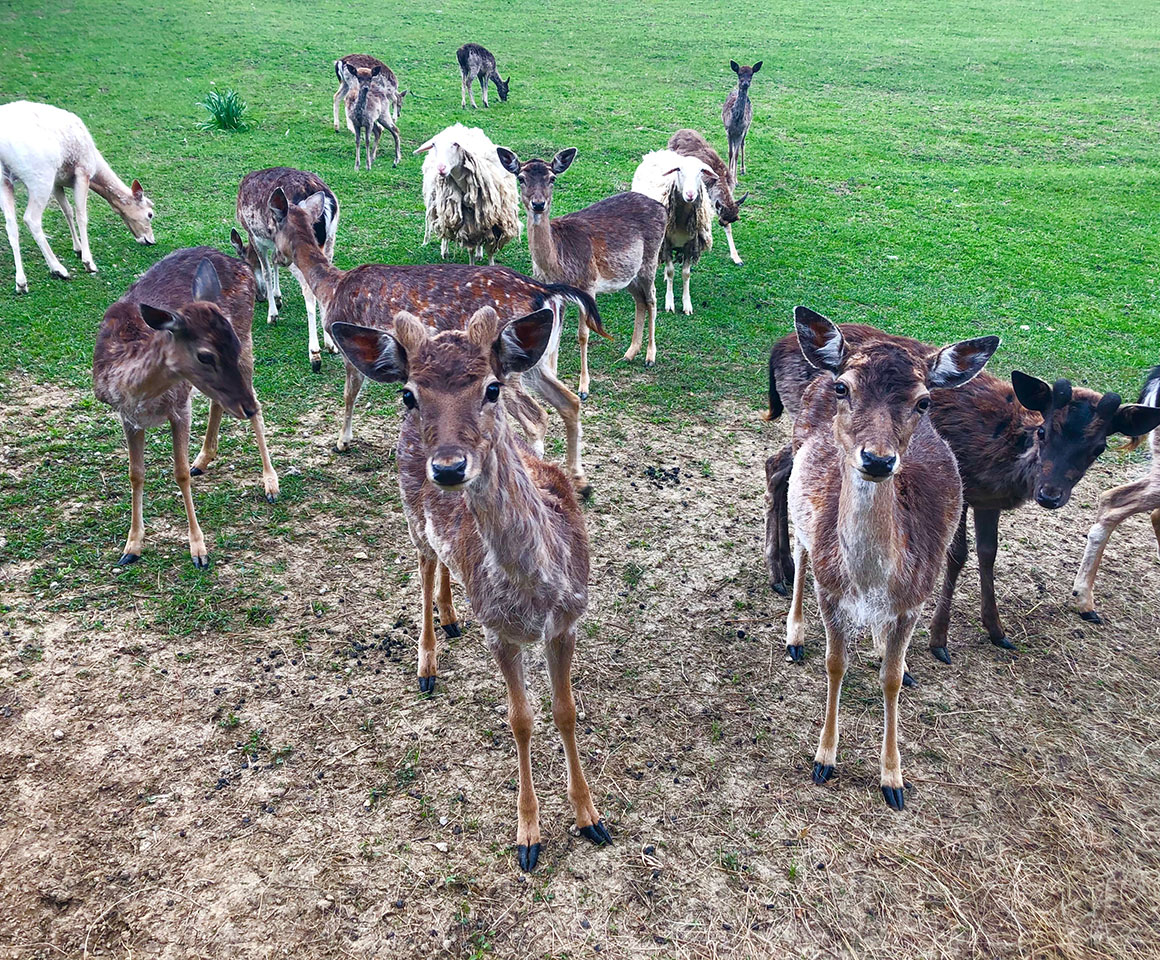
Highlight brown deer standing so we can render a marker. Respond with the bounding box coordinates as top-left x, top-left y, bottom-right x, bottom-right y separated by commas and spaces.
786, 308, 998, 809
457, 43, 510, 108
342, 63, 401, 169
93, 248, 278, 568
266, 187, 603, 494
765, 312, 1160, 664
496, 146, 666, 398
333, 54, 406, 129
722, 60, 761, 180
330, 306, 611, 871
